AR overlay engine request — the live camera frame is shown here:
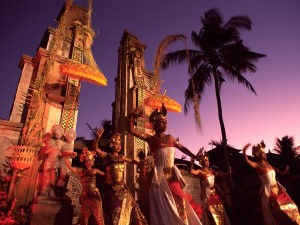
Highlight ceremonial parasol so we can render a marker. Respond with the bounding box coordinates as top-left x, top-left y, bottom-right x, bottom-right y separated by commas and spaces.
60, 62, 107, 86
145, 91, 181, 113
144, 35, 187, 113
